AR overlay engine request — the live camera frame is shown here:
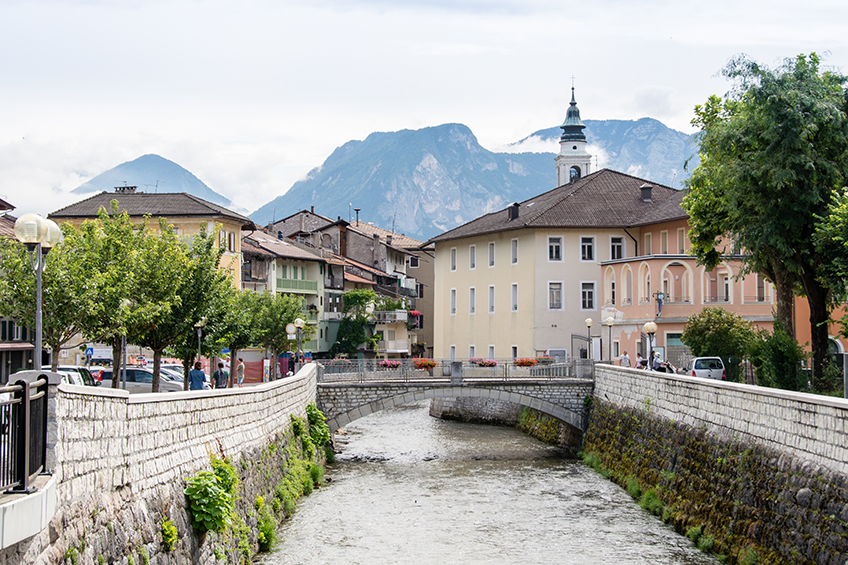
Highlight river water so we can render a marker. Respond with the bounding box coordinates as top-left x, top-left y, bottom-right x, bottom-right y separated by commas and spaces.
262, 401, 718, 565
